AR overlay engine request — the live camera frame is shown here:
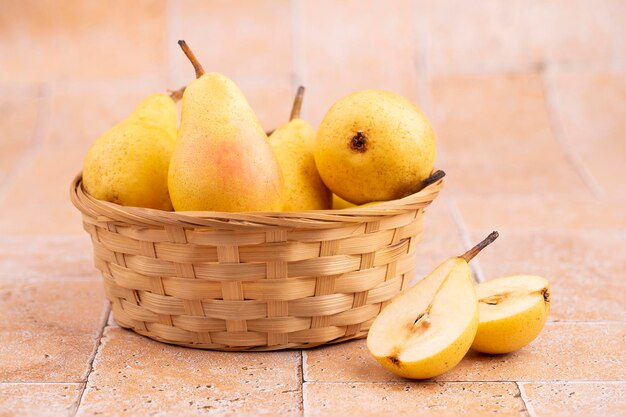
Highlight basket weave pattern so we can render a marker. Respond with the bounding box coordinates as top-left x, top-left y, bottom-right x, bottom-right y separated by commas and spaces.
71, 174, 443, 351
